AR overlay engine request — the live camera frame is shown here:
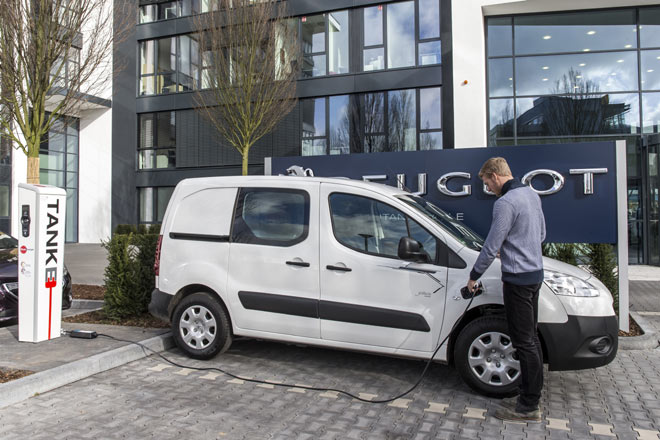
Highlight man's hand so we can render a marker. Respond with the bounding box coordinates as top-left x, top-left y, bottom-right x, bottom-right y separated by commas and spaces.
467, 279, 478, 292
